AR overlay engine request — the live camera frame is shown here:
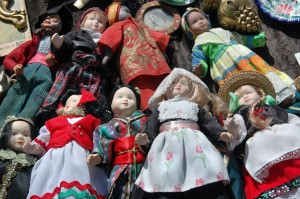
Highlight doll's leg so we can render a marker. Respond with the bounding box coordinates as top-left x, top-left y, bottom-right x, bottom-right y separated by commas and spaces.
18, 65, 52, 120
